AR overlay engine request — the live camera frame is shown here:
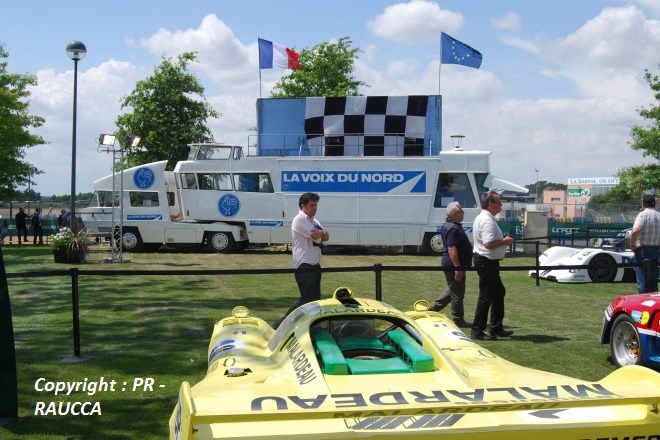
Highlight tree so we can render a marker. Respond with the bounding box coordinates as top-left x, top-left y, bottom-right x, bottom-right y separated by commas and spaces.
271, 37, 368, 97
115, 52, 220, 169
617, 66, 660, 196
524, 181, 567, 200
0, 43, 45, 199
